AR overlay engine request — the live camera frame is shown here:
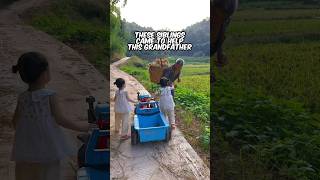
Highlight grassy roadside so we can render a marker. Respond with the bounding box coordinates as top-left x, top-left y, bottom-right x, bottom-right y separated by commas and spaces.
21, 0, 108, 75
120, 56, 210, 166
213, 6, 320, 179
212, 77, 320, 179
